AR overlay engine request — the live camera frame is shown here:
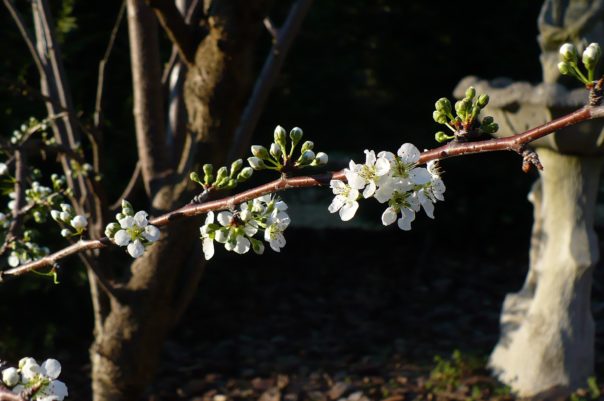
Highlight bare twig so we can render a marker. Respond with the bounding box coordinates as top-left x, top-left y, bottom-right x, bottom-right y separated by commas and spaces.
3, 104, 604, 279
227, 0, 314, 161
94, 0, 127, 129
110, 161, 142, 210
0, 150, 27, 256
